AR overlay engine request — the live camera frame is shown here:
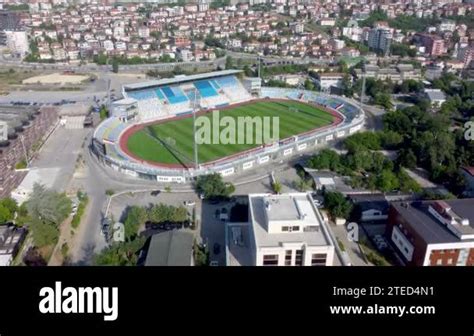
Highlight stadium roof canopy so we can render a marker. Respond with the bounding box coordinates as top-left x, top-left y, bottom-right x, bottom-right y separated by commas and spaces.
123, 69, 243, 91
